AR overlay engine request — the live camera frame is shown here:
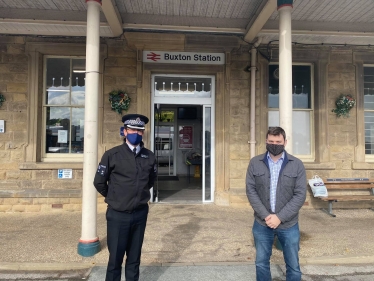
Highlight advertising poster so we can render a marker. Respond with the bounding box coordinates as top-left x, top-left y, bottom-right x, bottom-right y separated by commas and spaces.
179, 125, 193, 149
